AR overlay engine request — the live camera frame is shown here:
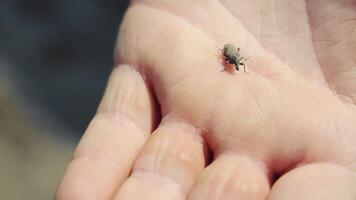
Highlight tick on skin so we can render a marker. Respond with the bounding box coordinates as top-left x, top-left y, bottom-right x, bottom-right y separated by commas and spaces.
220, 43, 247, 72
